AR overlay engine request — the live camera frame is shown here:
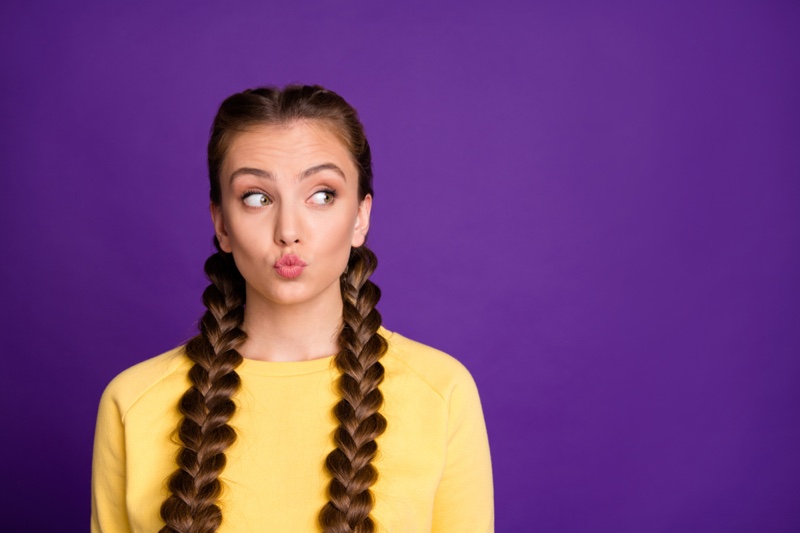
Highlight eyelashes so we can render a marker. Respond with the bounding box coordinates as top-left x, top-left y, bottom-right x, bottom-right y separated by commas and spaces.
309, 189, 337, 205
240, 188, 338, 208
242, 191, 272, 207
